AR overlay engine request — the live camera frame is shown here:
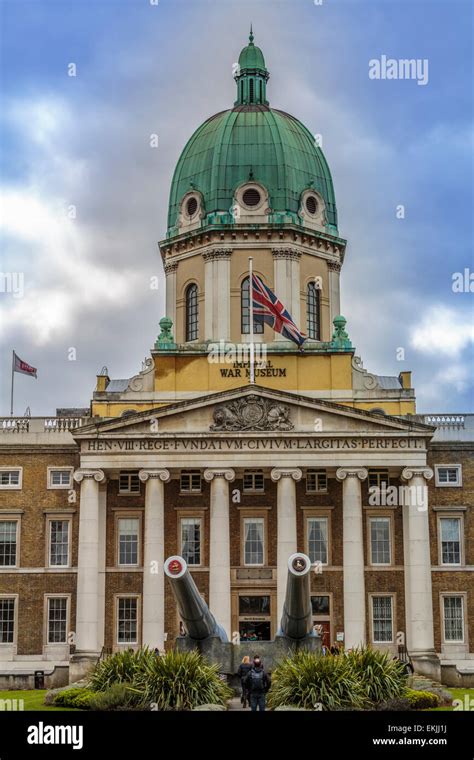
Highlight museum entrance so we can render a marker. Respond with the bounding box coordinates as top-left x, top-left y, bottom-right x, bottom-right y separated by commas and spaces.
238, 594, 272, 642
